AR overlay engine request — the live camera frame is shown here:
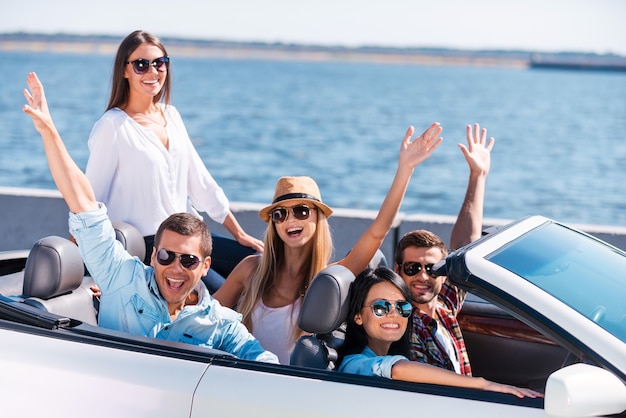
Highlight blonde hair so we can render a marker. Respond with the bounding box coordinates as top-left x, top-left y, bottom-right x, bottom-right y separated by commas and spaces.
238, 211, 333, 342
